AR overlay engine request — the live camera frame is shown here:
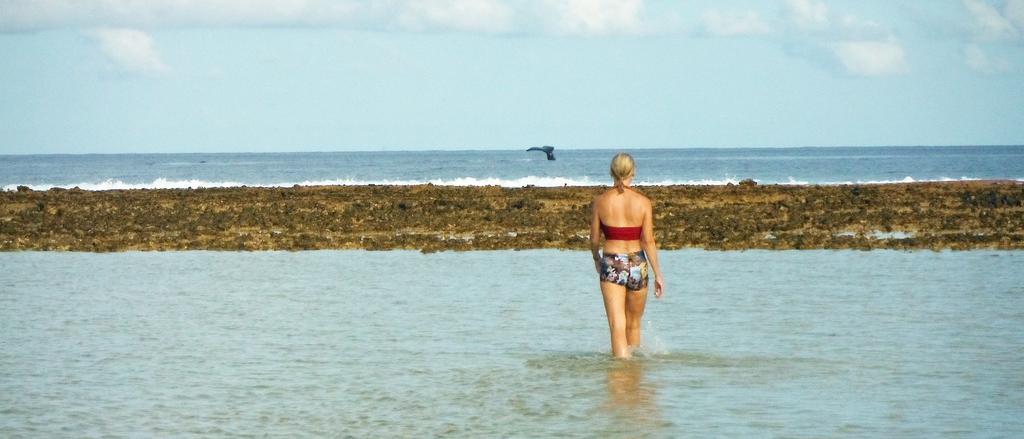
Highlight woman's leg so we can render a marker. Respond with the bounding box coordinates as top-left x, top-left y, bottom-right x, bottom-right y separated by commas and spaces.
625, 287, 649, 348
600, 281, 630, 359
